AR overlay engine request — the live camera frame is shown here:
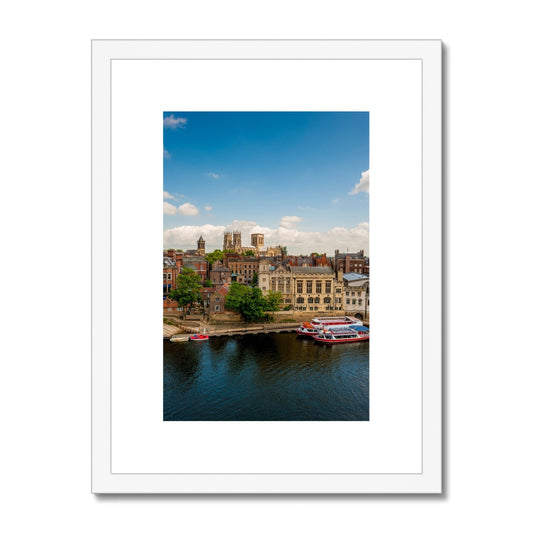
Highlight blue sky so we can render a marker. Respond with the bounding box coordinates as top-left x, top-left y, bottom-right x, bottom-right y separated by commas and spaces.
163, 112, 369, 255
